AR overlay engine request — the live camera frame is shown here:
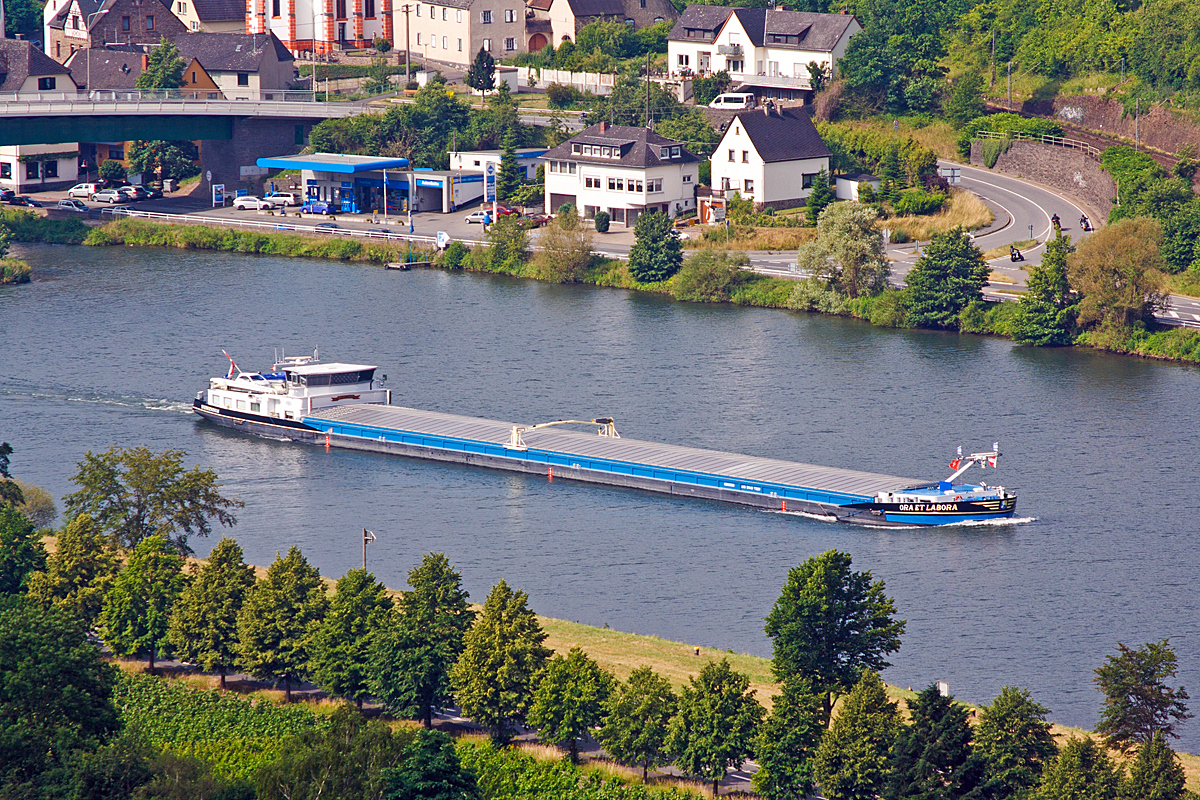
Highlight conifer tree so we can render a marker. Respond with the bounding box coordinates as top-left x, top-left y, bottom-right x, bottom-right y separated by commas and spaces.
628, 211, 682, 283
527, 647, 614, 763
976, 686, 1058, 800
0, 505, 46, 596
884, 684, 987, 800
812, 670, 900, 800
600, 666, 677, 780
450, 579, 550, 744
1034, 737, 1121, 800
752, 675, 826, 800
28, 513, 119, 631
1118, 731, 1186, 800
369, 553, 474, 728
1013, 233, 1077, 346
665, 657, 765, 797
236, 547, 328, 702
101, 535, 186, 673
464, 47, 496, 96
496, 127, 523, 203
166, 537, 256, 688
383, 729, 481, 800
805, 169, 836, 226
904, 226, 989, 329
310, 568, 393, 708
